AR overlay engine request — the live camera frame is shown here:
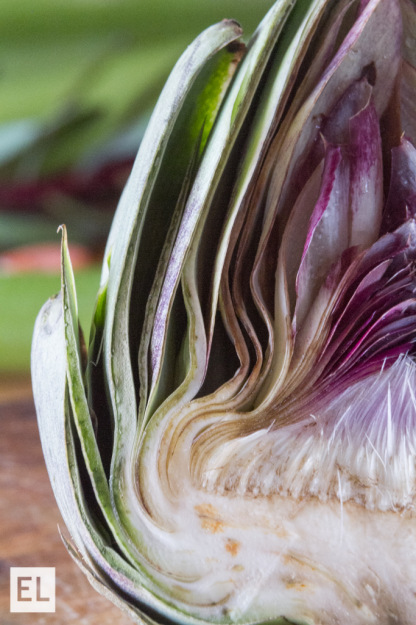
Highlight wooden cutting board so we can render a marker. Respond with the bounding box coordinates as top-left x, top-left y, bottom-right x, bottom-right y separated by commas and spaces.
0, 396, 133, 625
